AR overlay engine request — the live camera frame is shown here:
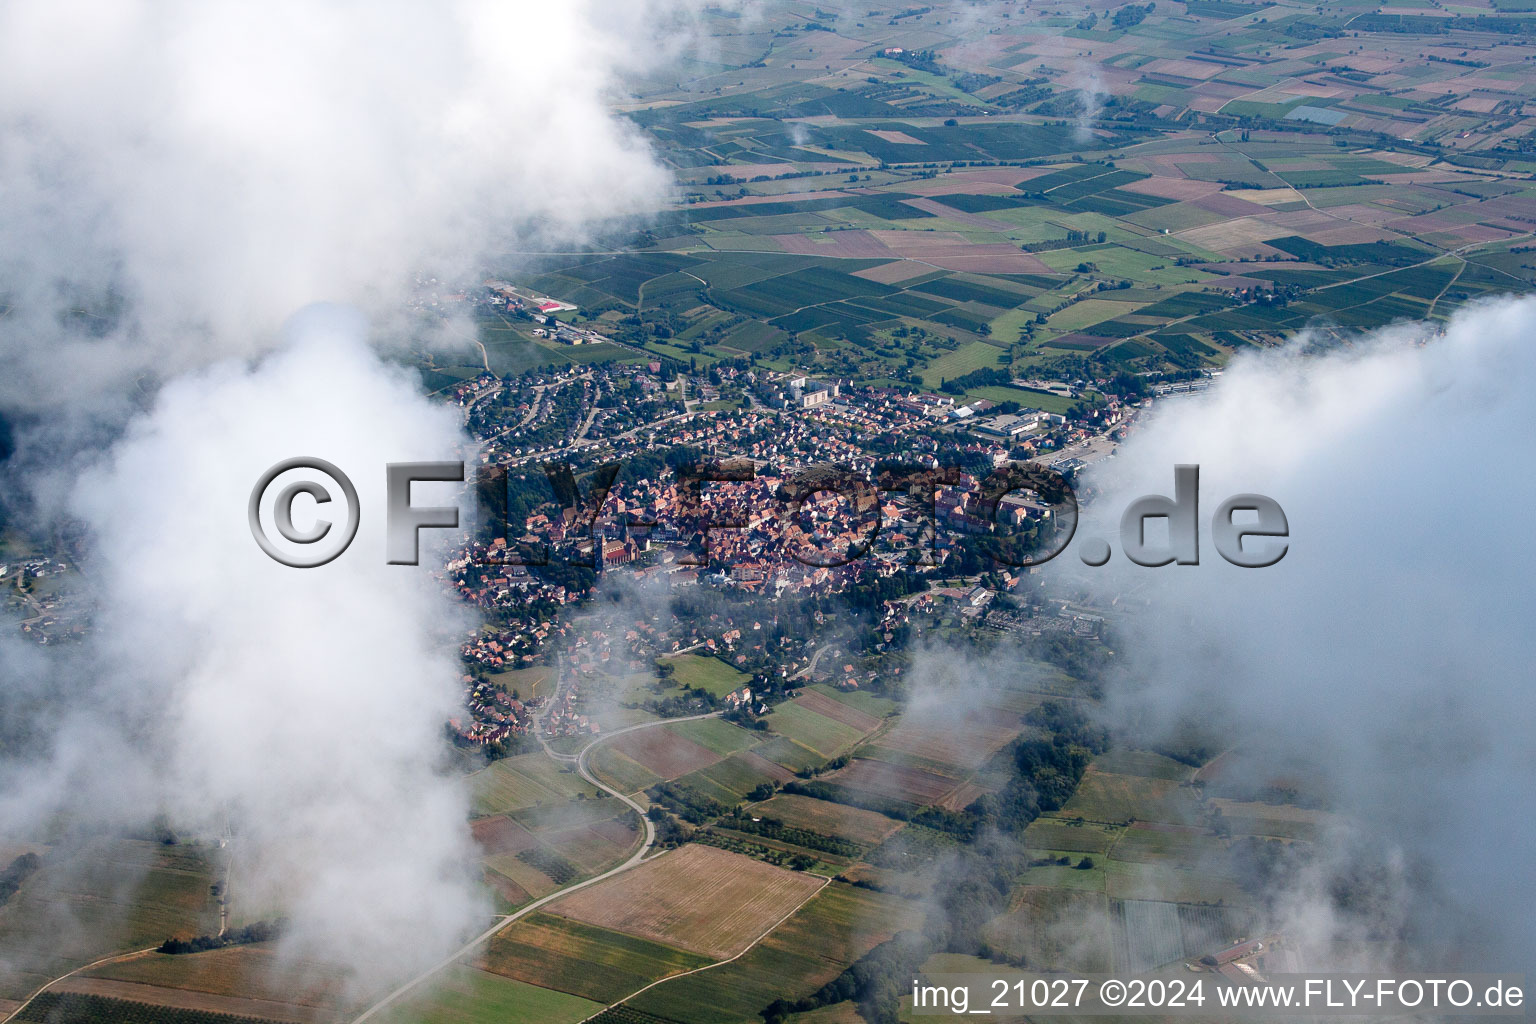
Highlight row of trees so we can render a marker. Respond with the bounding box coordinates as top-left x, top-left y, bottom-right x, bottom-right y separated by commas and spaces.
159, 920, 283, 955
